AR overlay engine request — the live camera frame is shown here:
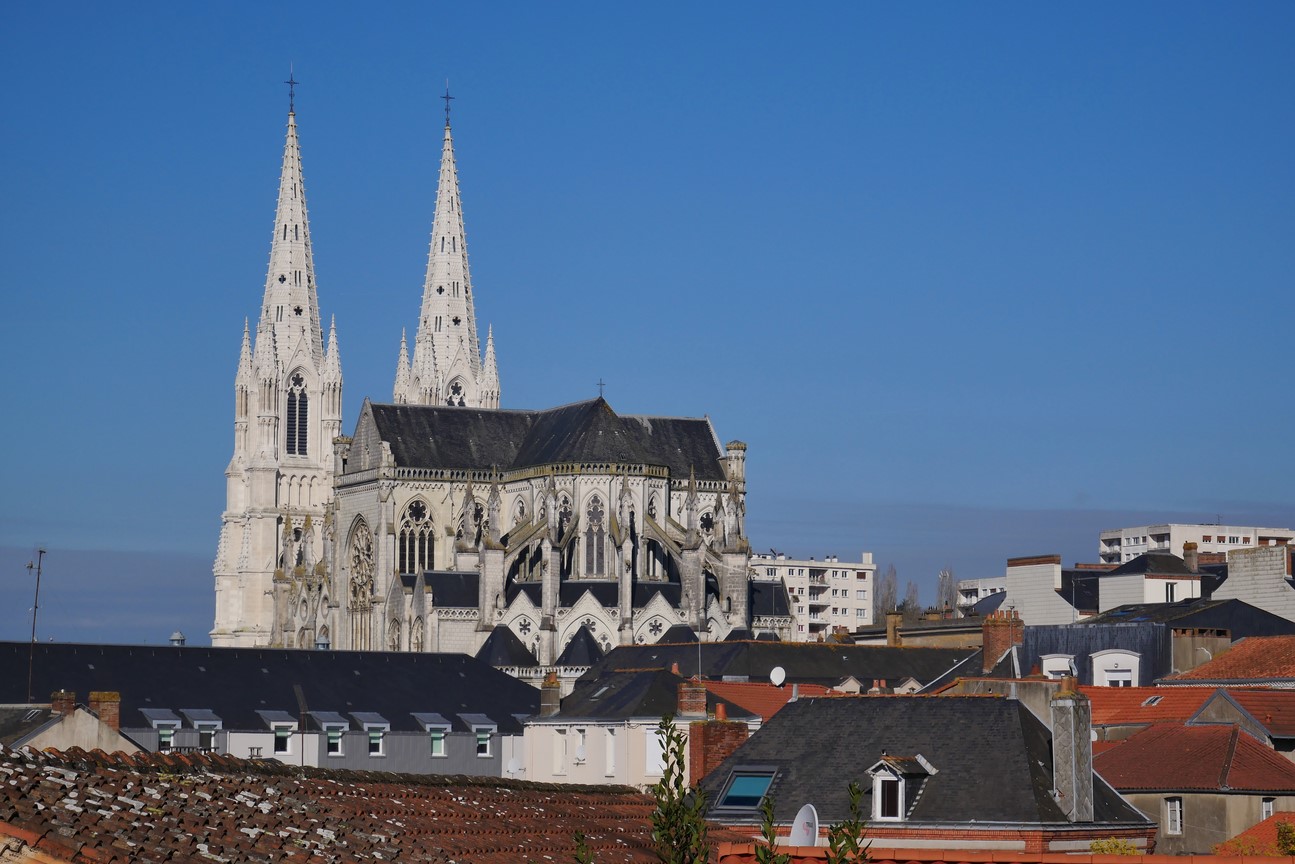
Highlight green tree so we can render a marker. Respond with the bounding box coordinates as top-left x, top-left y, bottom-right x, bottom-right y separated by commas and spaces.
825, 781, 869, 864
650, 716, 709, 864
755, 796, 790, 864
